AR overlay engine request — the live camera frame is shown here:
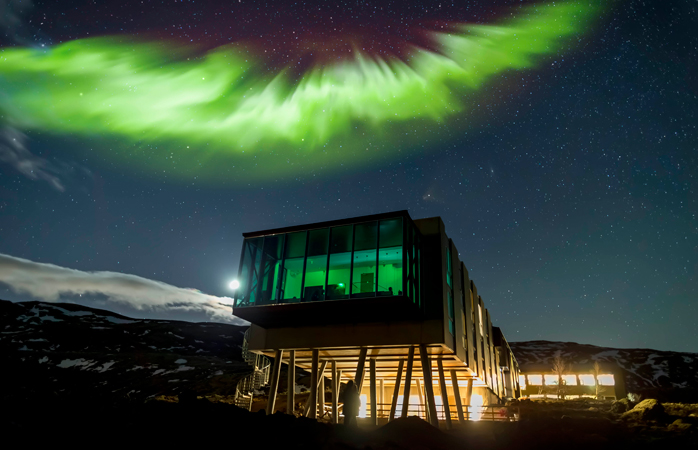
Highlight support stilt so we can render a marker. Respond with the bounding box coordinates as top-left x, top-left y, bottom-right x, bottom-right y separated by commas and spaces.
370, 358, 377, 425
331, 361, 338, 424
308, 349, 319, 419
389, 359, 404, 421
319, 371, 325, 418
379, 379, 384, 418
419, 344, 439, 427
401, 346, 414, 418
451, 370, 465, 423
266, 349, 283, 415
287, 350, 295, 415
416, 378, 425, 421
355, 347, 368, 391
304, 360, 328, 417
437, 358, 452, 429
465, 378, 473, 420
